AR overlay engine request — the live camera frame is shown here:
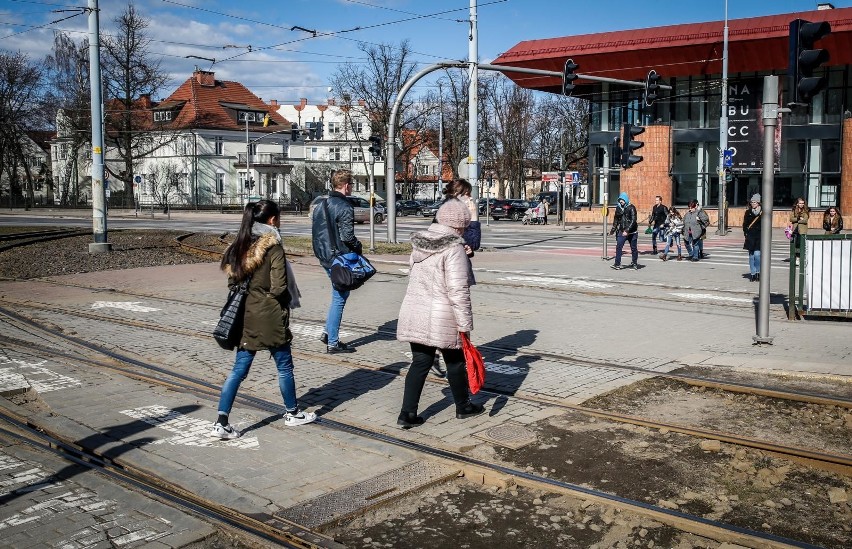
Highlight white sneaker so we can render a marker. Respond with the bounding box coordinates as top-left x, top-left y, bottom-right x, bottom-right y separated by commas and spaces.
210, 422, 240, 439
284, 409, 317, 427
